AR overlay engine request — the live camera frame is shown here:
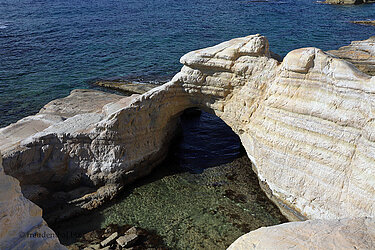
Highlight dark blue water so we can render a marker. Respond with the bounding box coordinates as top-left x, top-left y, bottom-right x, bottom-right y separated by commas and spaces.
175, 111, 242, 173
1, 0, 374, 127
